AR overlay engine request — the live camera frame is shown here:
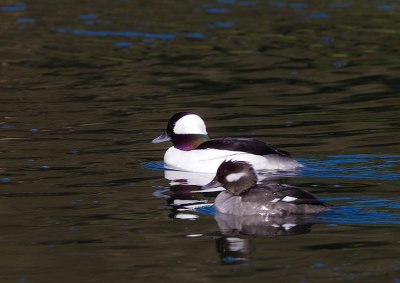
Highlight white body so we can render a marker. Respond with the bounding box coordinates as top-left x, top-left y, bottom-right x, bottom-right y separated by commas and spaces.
164, 146, 303, 173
